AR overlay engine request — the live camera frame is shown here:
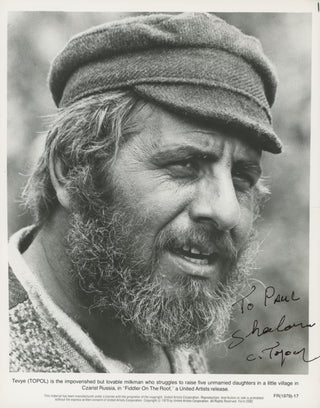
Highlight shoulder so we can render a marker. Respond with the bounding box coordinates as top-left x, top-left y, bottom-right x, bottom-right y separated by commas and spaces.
9, 297, 79, 373
8, 234, 79, 372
